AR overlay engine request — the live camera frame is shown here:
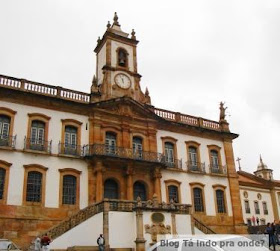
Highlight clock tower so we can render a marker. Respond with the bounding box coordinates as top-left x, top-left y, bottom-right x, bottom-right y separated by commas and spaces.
91, 13, 151, 104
